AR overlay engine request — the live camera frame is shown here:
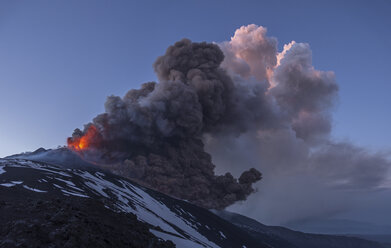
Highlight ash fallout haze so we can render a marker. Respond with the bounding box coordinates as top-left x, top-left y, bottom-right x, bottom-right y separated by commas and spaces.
1, 0, 391, 243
